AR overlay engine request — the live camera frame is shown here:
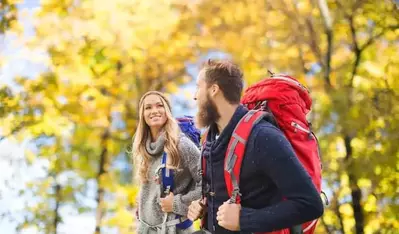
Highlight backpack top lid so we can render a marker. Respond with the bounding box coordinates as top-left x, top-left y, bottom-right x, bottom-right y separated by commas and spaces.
176, 115, 201, 148
241, 74, 312, 114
